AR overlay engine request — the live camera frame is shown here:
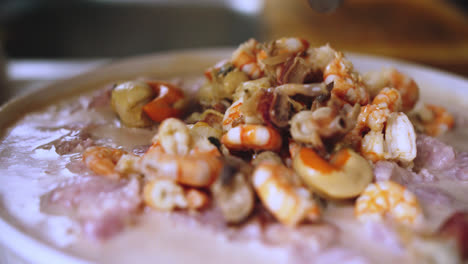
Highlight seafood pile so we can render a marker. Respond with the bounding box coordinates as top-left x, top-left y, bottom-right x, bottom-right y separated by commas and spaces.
79, 38, 461, 248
